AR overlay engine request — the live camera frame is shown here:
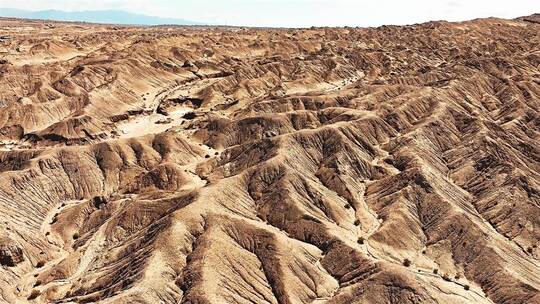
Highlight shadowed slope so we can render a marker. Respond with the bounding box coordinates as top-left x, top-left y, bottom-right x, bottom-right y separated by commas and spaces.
0, 16, 538, 304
